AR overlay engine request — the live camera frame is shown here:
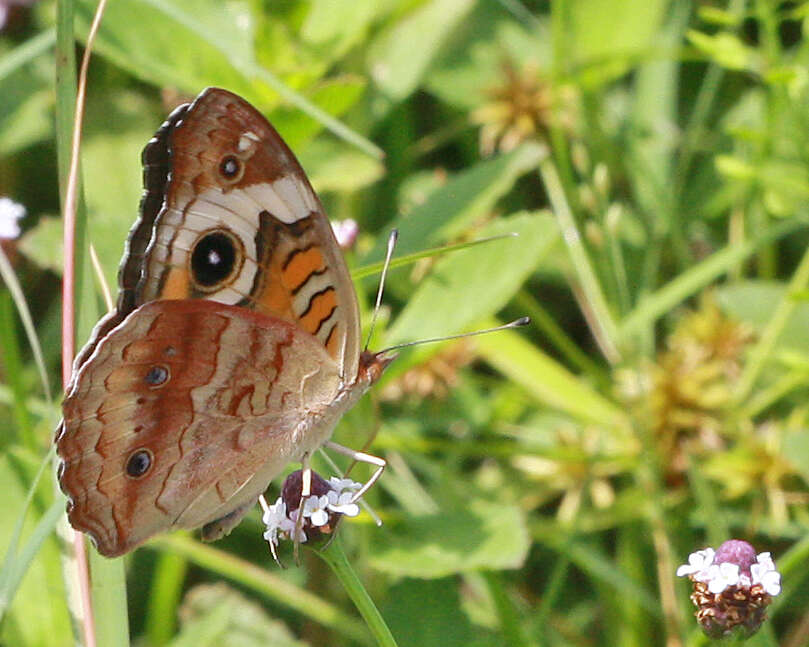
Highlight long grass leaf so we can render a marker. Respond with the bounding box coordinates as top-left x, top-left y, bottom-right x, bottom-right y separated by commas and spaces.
0, 246, 52, 403
734, 243, 809, 402
151, 534, 374, 646
0, 500, 64, 619
0, 28, 55, 82
0, 446, 56, 619
476, 320, 628, 429
619, 219, 806, 339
